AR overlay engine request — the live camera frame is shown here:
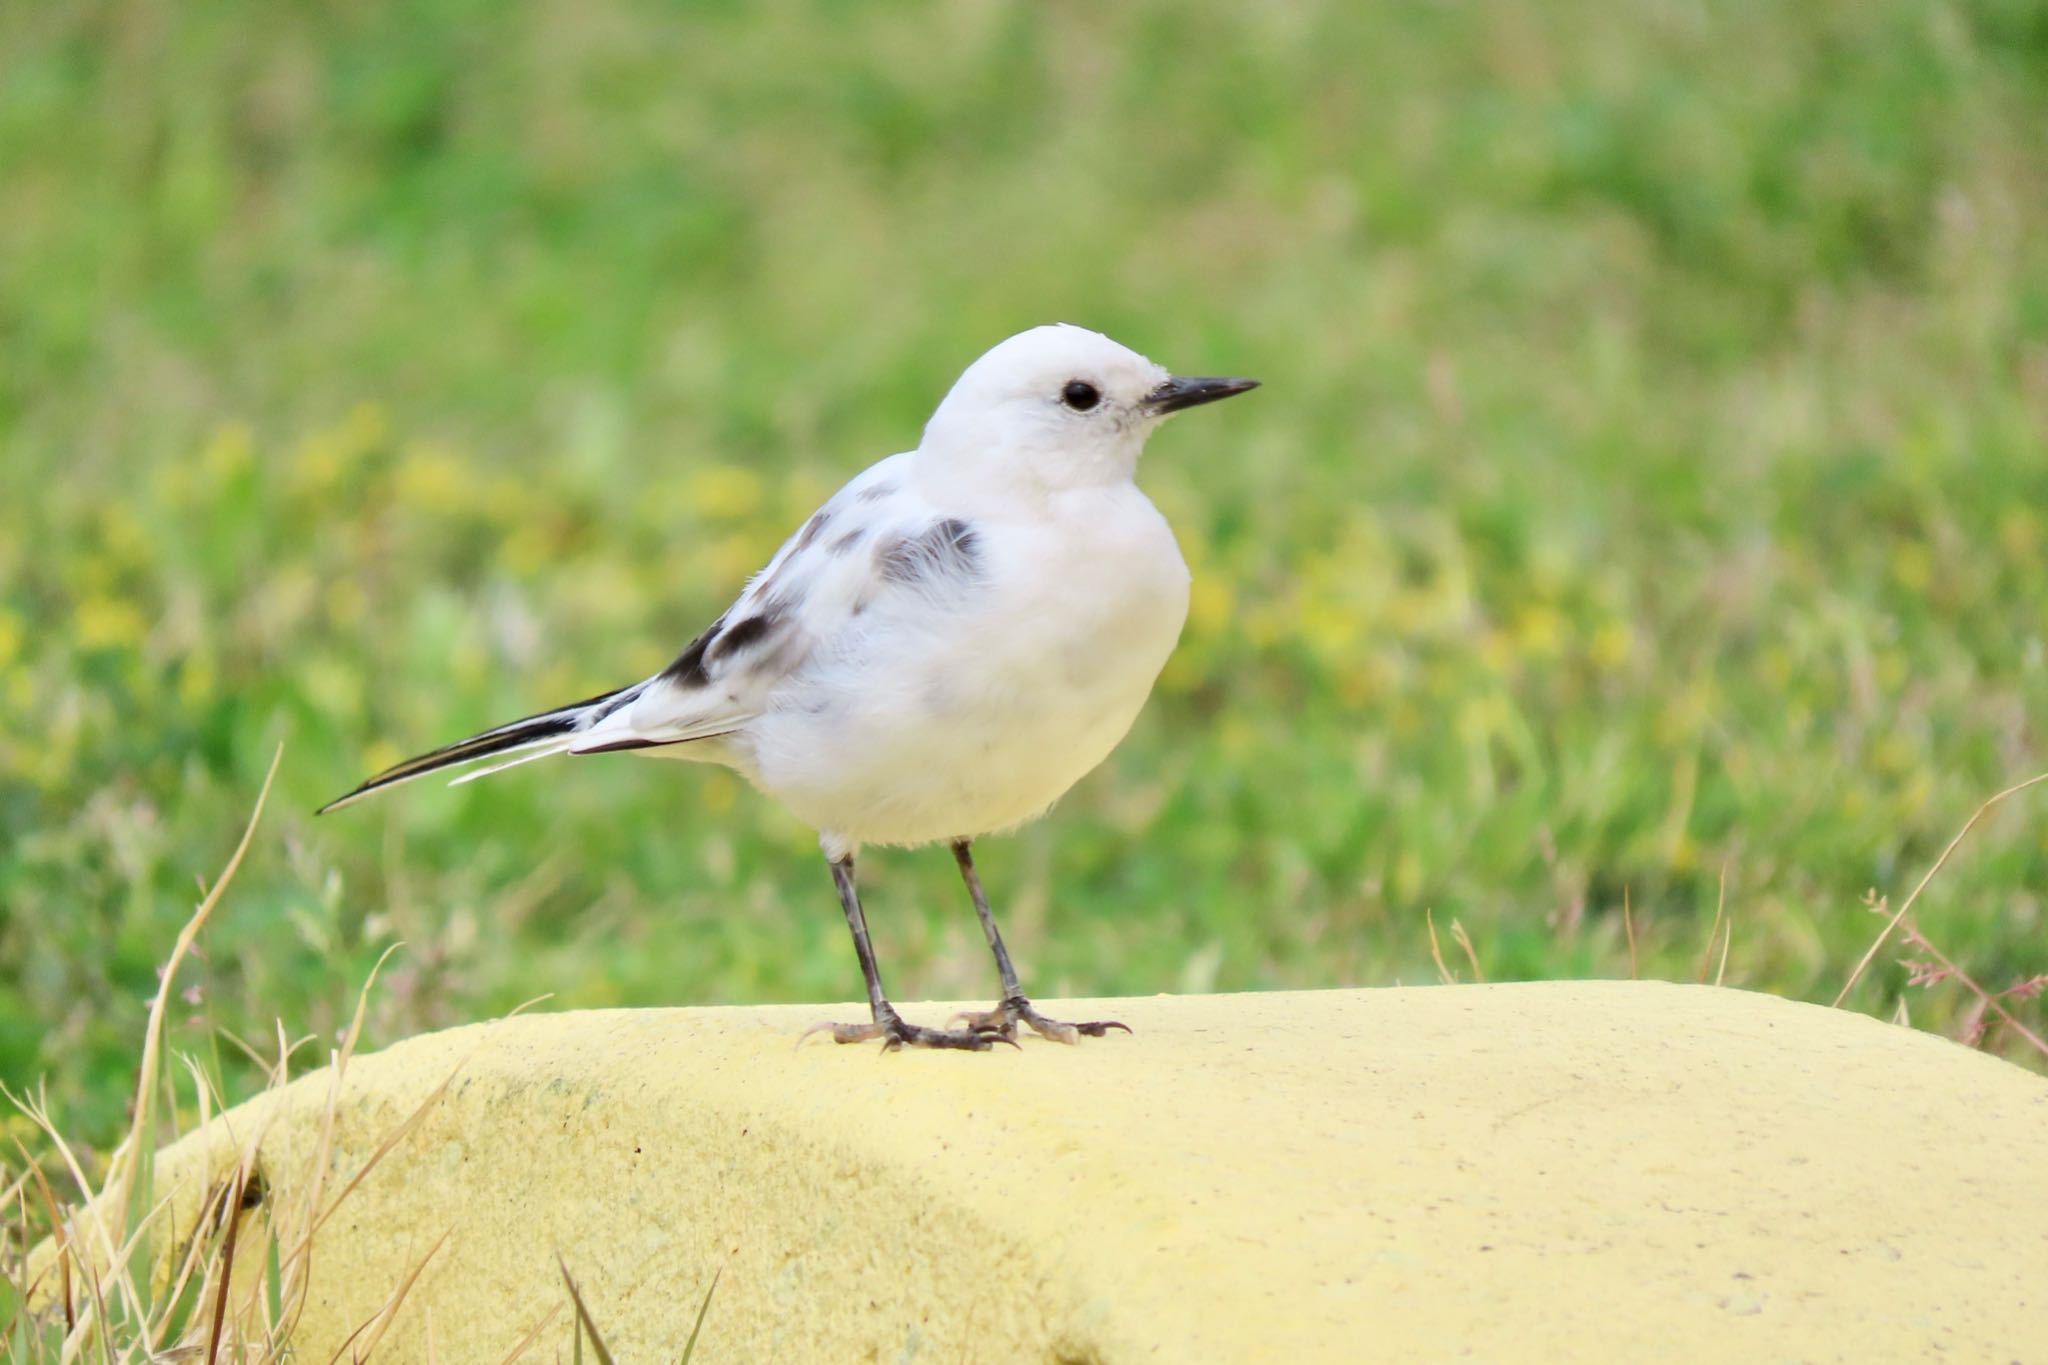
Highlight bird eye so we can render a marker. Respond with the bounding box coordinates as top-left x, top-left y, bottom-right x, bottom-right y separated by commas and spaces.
1061, 380, 1101, 411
